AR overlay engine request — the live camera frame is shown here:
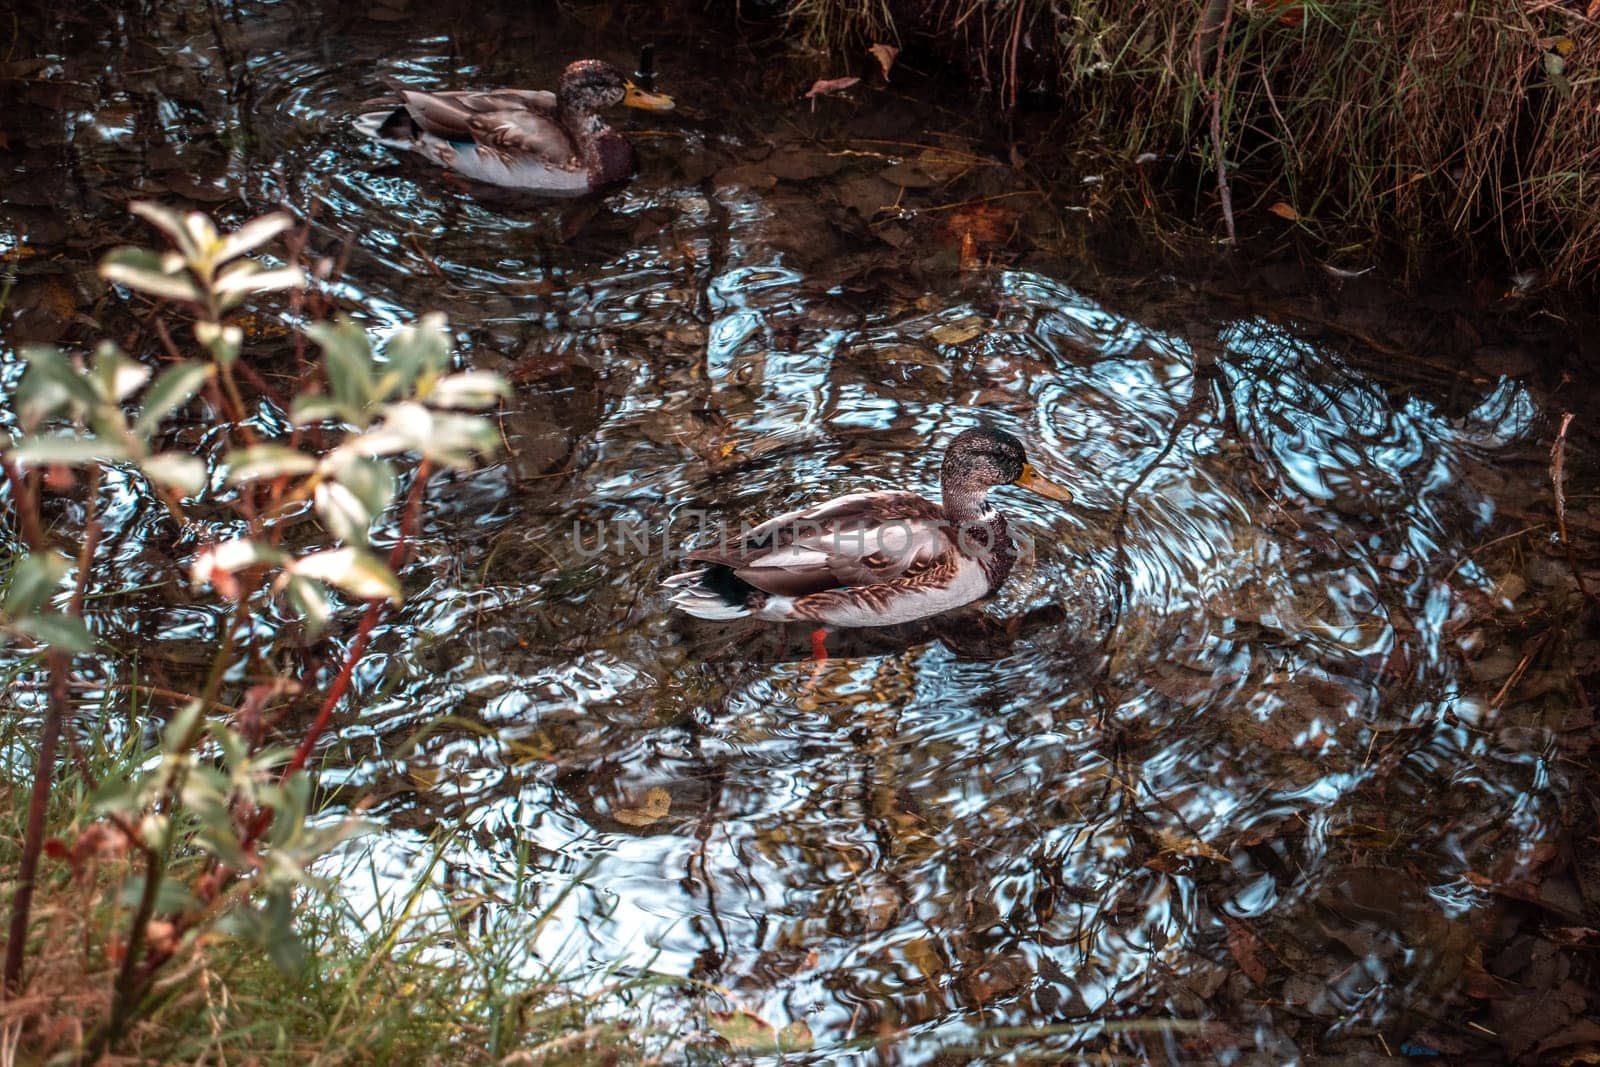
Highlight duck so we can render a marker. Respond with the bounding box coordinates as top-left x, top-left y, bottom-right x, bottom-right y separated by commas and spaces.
357, 59, 675, 194
663, 427, 1074, 660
